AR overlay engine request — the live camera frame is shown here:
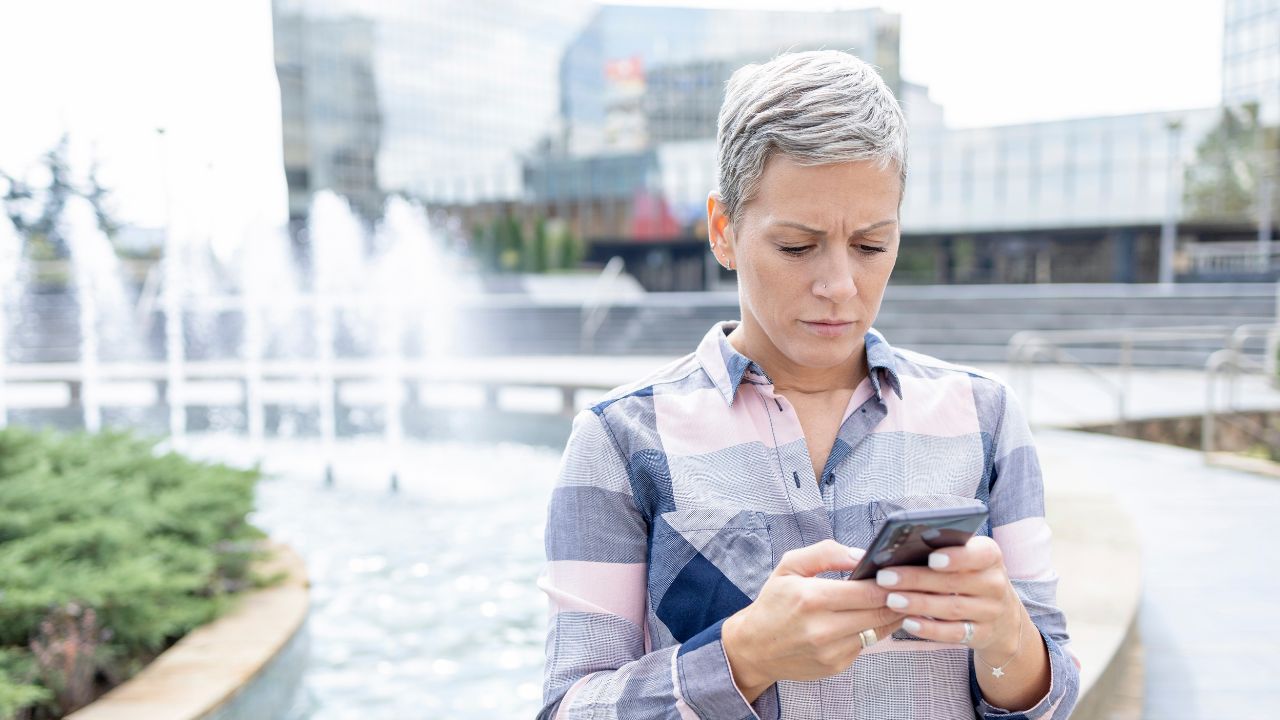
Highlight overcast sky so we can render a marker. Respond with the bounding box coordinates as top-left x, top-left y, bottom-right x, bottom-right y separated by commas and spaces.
640, 0, 1225, 127
0, 0, 1225, 232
